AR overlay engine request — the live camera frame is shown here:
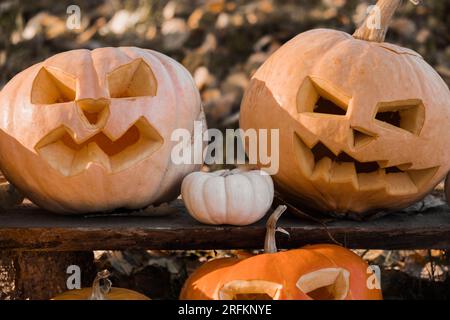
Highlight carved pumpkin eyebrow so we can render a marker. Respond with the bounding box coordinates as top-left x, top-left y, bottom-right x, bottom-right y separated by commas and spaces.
31, 67, 76, 104
107, 58, 157, 98
296, 76, 351, 115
